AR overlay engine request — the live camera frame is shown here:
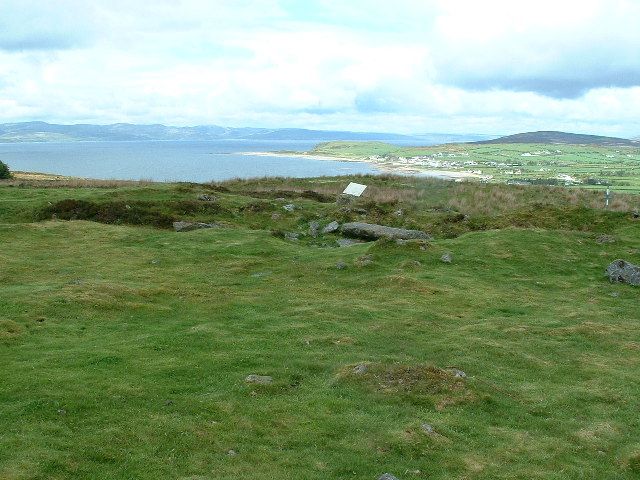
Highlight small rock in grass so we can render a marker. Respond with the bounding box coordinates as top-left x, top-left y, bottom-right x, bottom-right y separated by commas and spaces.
164, 399, 173, 406
227, 449, 237, 456
378, 474, 400, 480
283, 204, 296, 212
421, 423, 435, 435
440, 252, 453, 263
446, 368, 466, 378
57, 409, 67, 415
284, 232, 300, 241
275, 197, 287, 202
173, 221, 217, 232
245, 374, 273, 385
596, 234, 616, 244
353, 364, 368, 375
394, 209, 404, 217
336, 261, 347, 270
322, 221, 340, 234
271, 212, 281, 220
610, 292, 619, 297
197, 194, 216, 202
309, 221, 320, 237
